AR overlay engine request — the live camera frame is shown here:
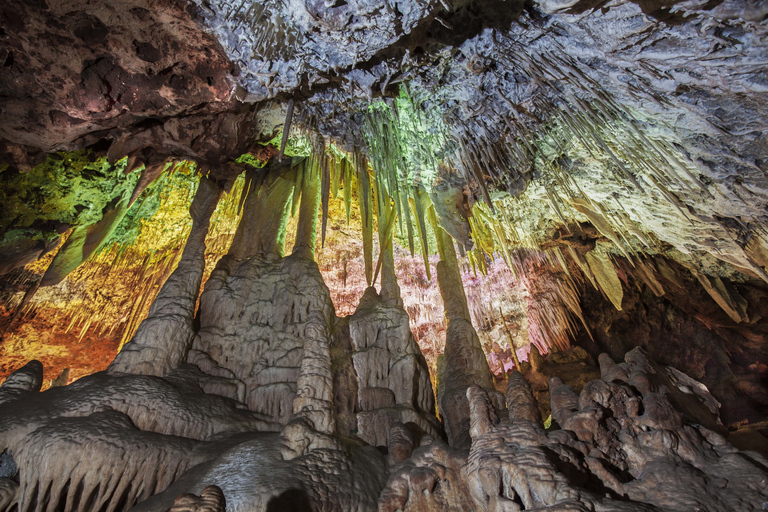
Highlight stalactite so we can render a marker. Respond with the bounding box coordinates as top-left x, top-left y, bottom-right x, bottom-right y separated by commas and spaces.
401, 190, 415, 257
689, 268, 749, 323
228, 160, 296, 261
293, 157, 320, 260
330, 156, 341, 200
320, 147, 331, 248
290, 159, 304, 218
355, 152, 374, 286
373, 176, 401, 306
343, 159, 353, 224
634, 257, 665, 297
412, 188, 432, 282
278, 98, 295, 162
585, 249, 624, 311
